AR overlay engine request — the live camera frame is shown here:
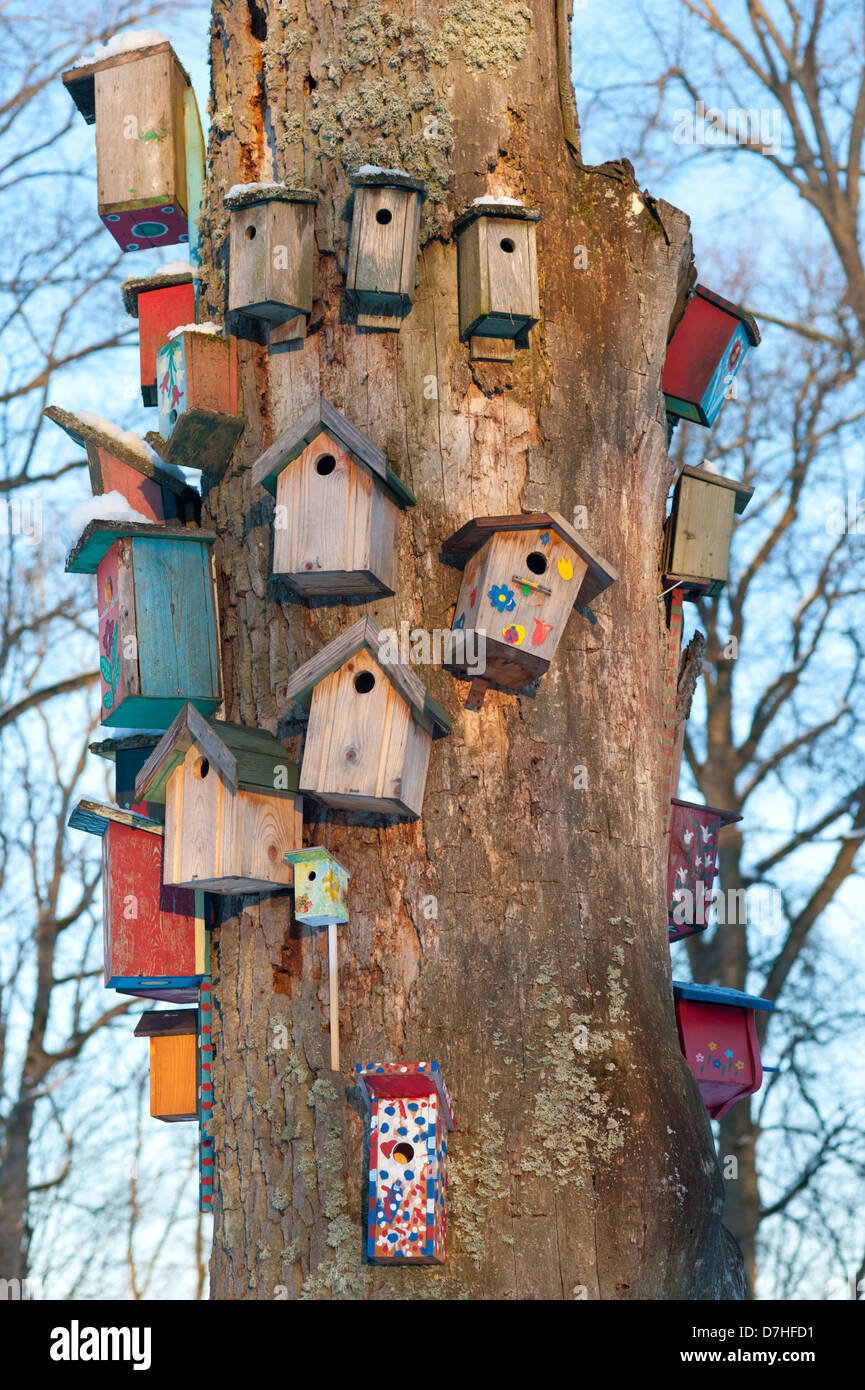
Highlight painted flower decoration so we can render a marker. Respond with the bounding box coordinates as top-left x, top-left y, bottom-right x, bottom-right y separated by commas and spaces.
735, 1059, 744, 1072
488, 583, 516, 613
453, 612, 466, 630
712, 1057, 722, 1069
708, 1041, 717, 1052
539, 531, 551, 545
322, 869, 340, 901
724, 1049, 734, 1059
295, 893, 313, 915
695, 1053, 704, 1063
